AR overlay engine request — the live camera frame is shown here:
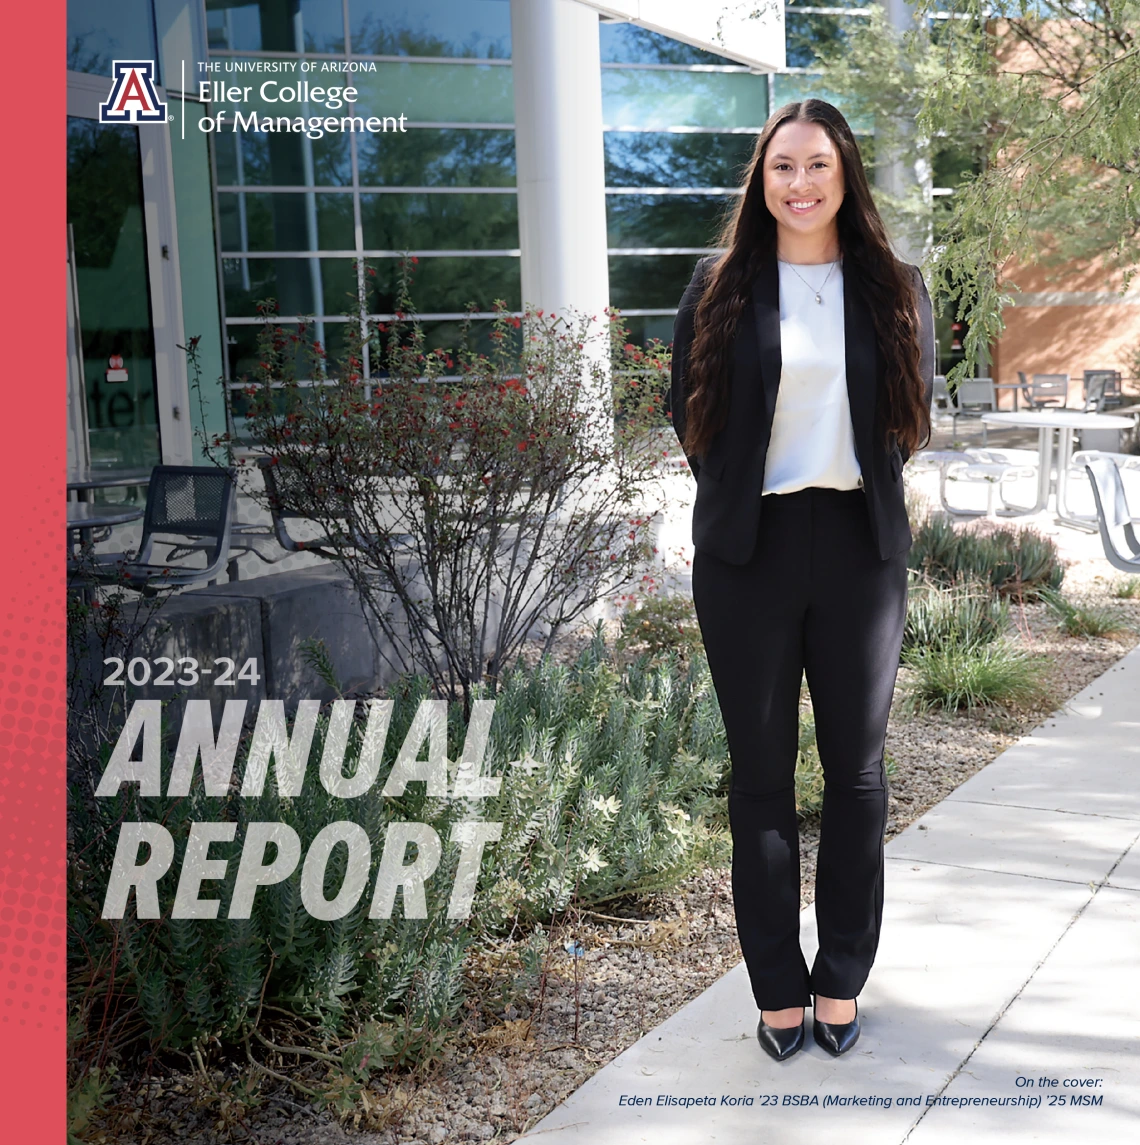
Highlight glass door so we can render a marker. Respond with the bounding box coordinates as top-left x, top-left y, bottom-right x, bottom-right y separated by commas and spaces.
66, 115, 162, 470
